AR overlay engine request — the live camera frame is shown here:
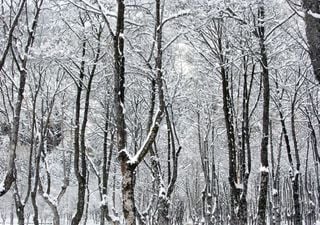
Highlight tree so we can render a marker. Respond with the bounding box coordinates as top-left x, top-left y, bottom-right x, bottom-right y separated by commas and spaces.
256, 1, 270, 225
0, 0, 44, 208
112, 0, 166, 223
302, 0, 320, 82
70, 14, 103, 225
